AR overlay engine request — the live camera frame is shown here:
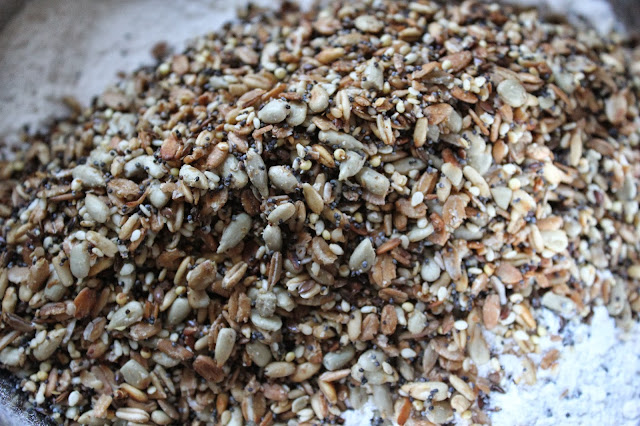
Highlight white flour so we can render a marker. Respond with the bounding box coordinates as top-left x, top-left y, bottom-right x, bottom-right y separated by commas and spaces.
486, 307, 640, 426
340, 307, 640, 426
0, 0, 238, 140
1, 1, 638, 425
